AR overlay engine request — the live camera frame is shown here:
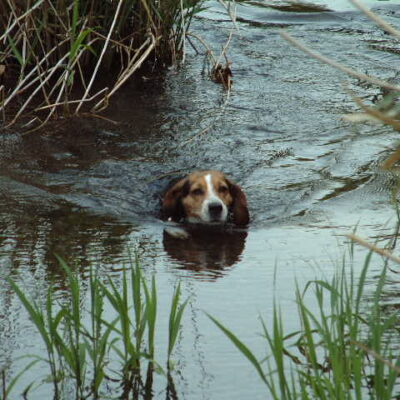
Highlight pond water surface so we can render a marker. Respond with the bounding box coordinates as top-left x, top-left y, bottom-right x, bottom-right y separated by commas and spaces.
1, 1, 400, 399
